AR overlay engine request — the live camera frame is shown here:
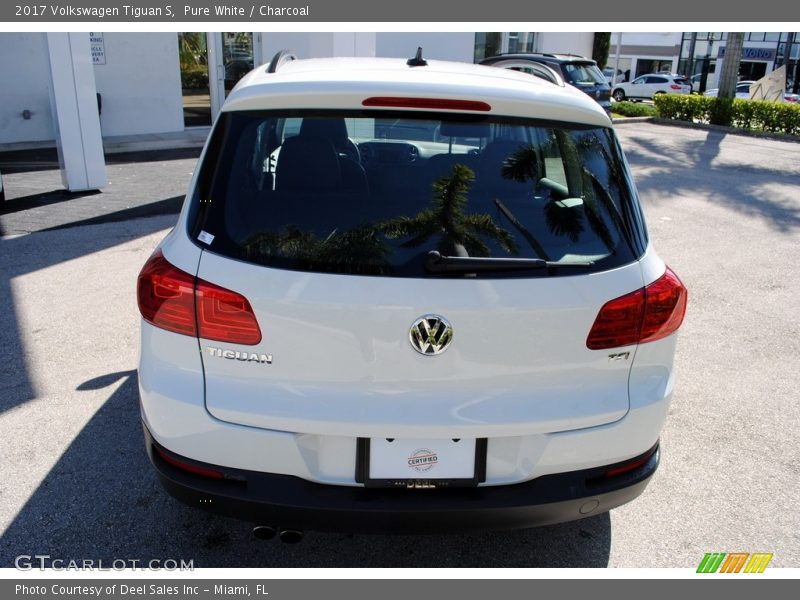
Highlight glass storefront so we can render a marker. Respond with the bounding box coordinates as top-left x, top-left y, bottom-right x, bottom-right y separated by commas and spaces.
678, 32, 800, 93
221, 33, 254, 95
178, 32, 210, 127
178, 32, 256, 127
